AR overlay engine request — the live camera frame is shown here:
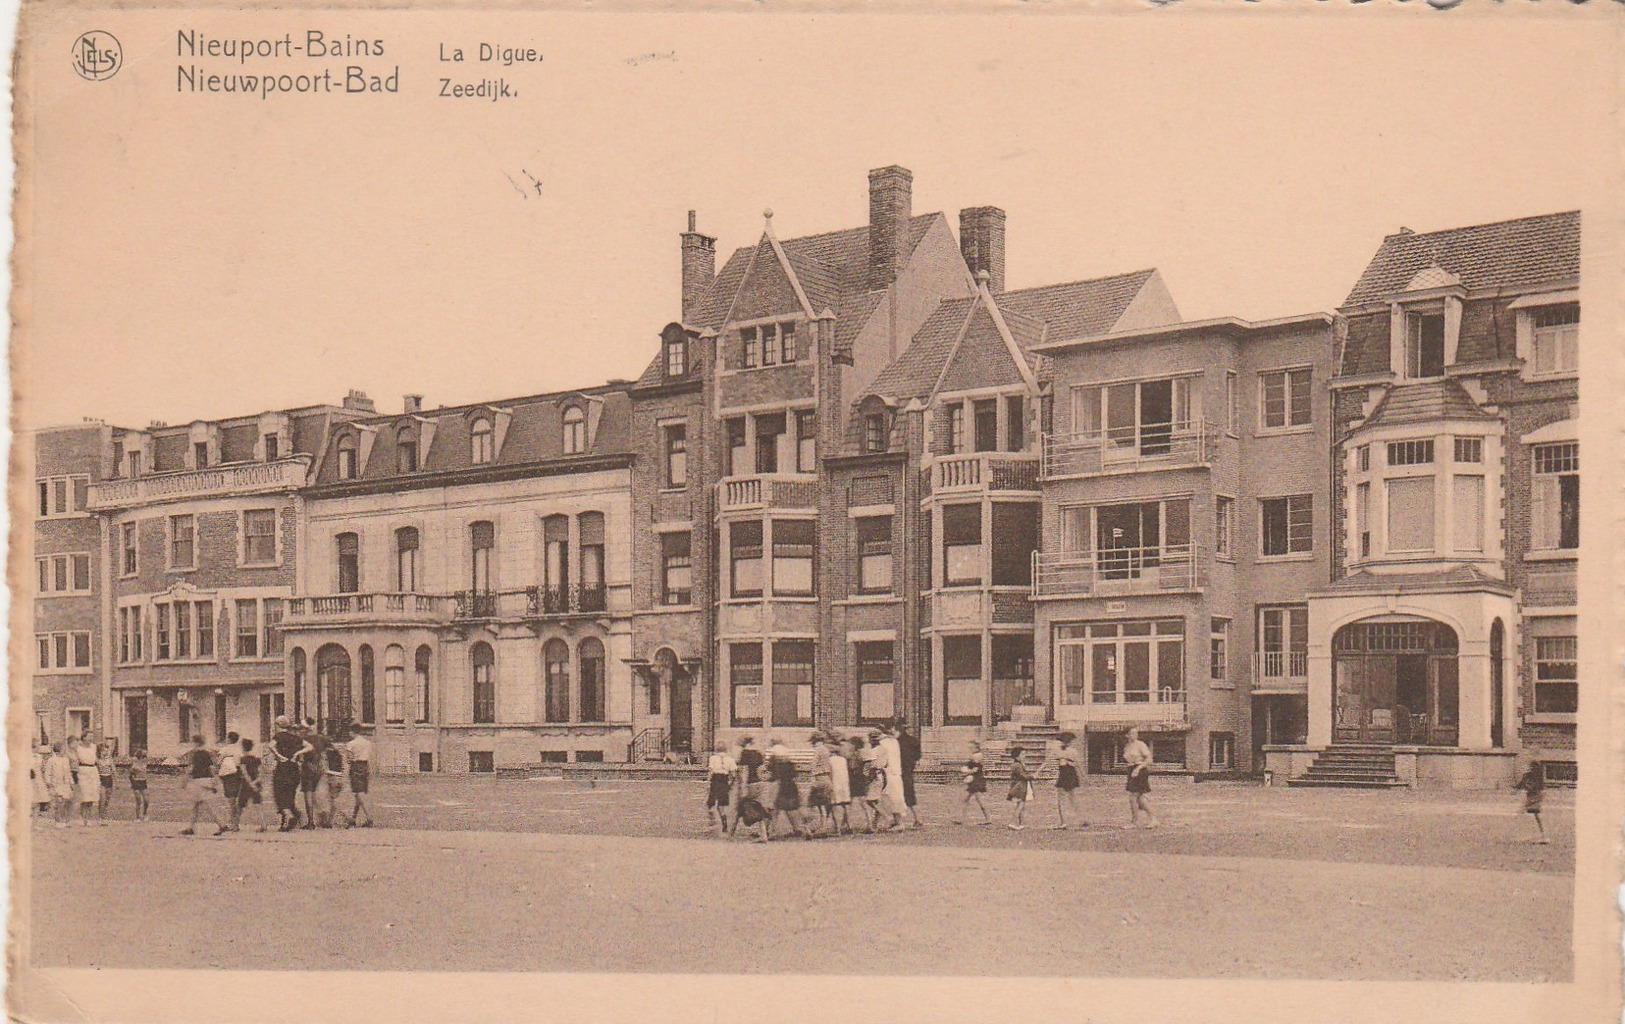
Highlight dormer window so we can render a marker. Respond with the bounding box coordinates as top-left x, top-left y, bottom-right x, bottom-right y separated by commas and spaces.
194, 442, 209, 469
470, 417, 494, 465
263, 433, 280, 461
1530, 304, 1579, 376
562, 406, 587, 455
396, 426, 418, 473
337, 435, 358, 480
865, 413, 888, 454
1405, 312, 1446, 378
665, 336, 687, 377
